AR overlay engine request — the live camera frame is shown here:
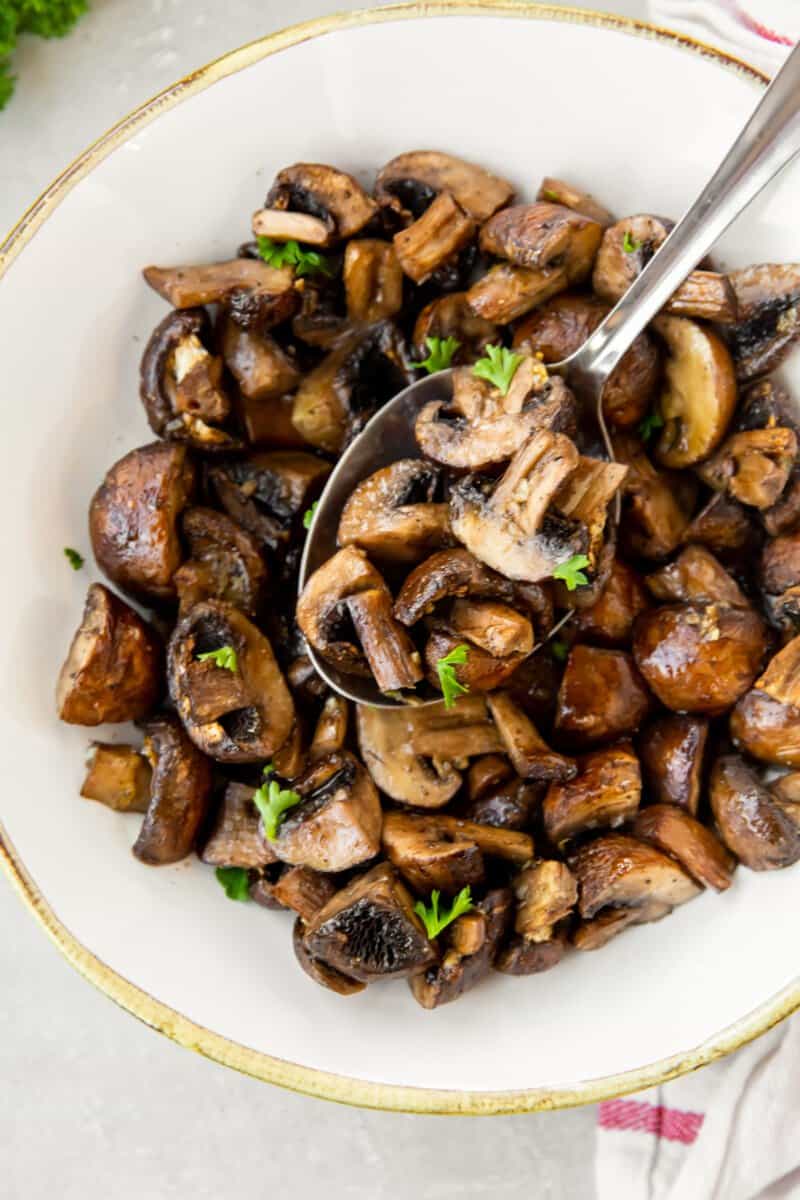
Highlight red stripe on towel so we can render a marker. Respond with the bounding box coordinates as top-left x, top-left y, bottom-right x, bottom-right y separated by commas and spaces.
736, 7, 794, 46
598, 1099, 705, 1145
